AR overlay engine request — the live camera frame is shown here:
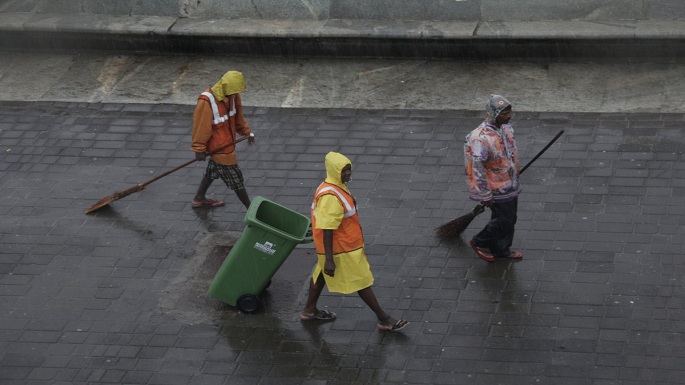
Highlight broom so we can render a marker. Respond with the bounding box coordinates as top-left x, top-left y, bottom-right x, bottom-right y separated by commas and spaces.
84, 135, 251, 214
435, 129, 564, 239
